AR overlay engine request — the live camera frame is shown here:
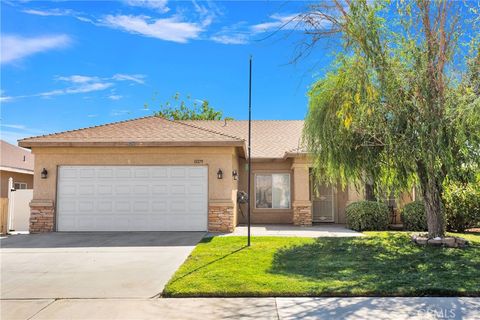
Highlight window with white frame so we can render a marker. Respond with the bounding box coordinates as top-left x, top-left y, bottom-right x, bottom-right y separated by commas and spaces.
255, 173, 291, 209
14, 182, 27, 190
